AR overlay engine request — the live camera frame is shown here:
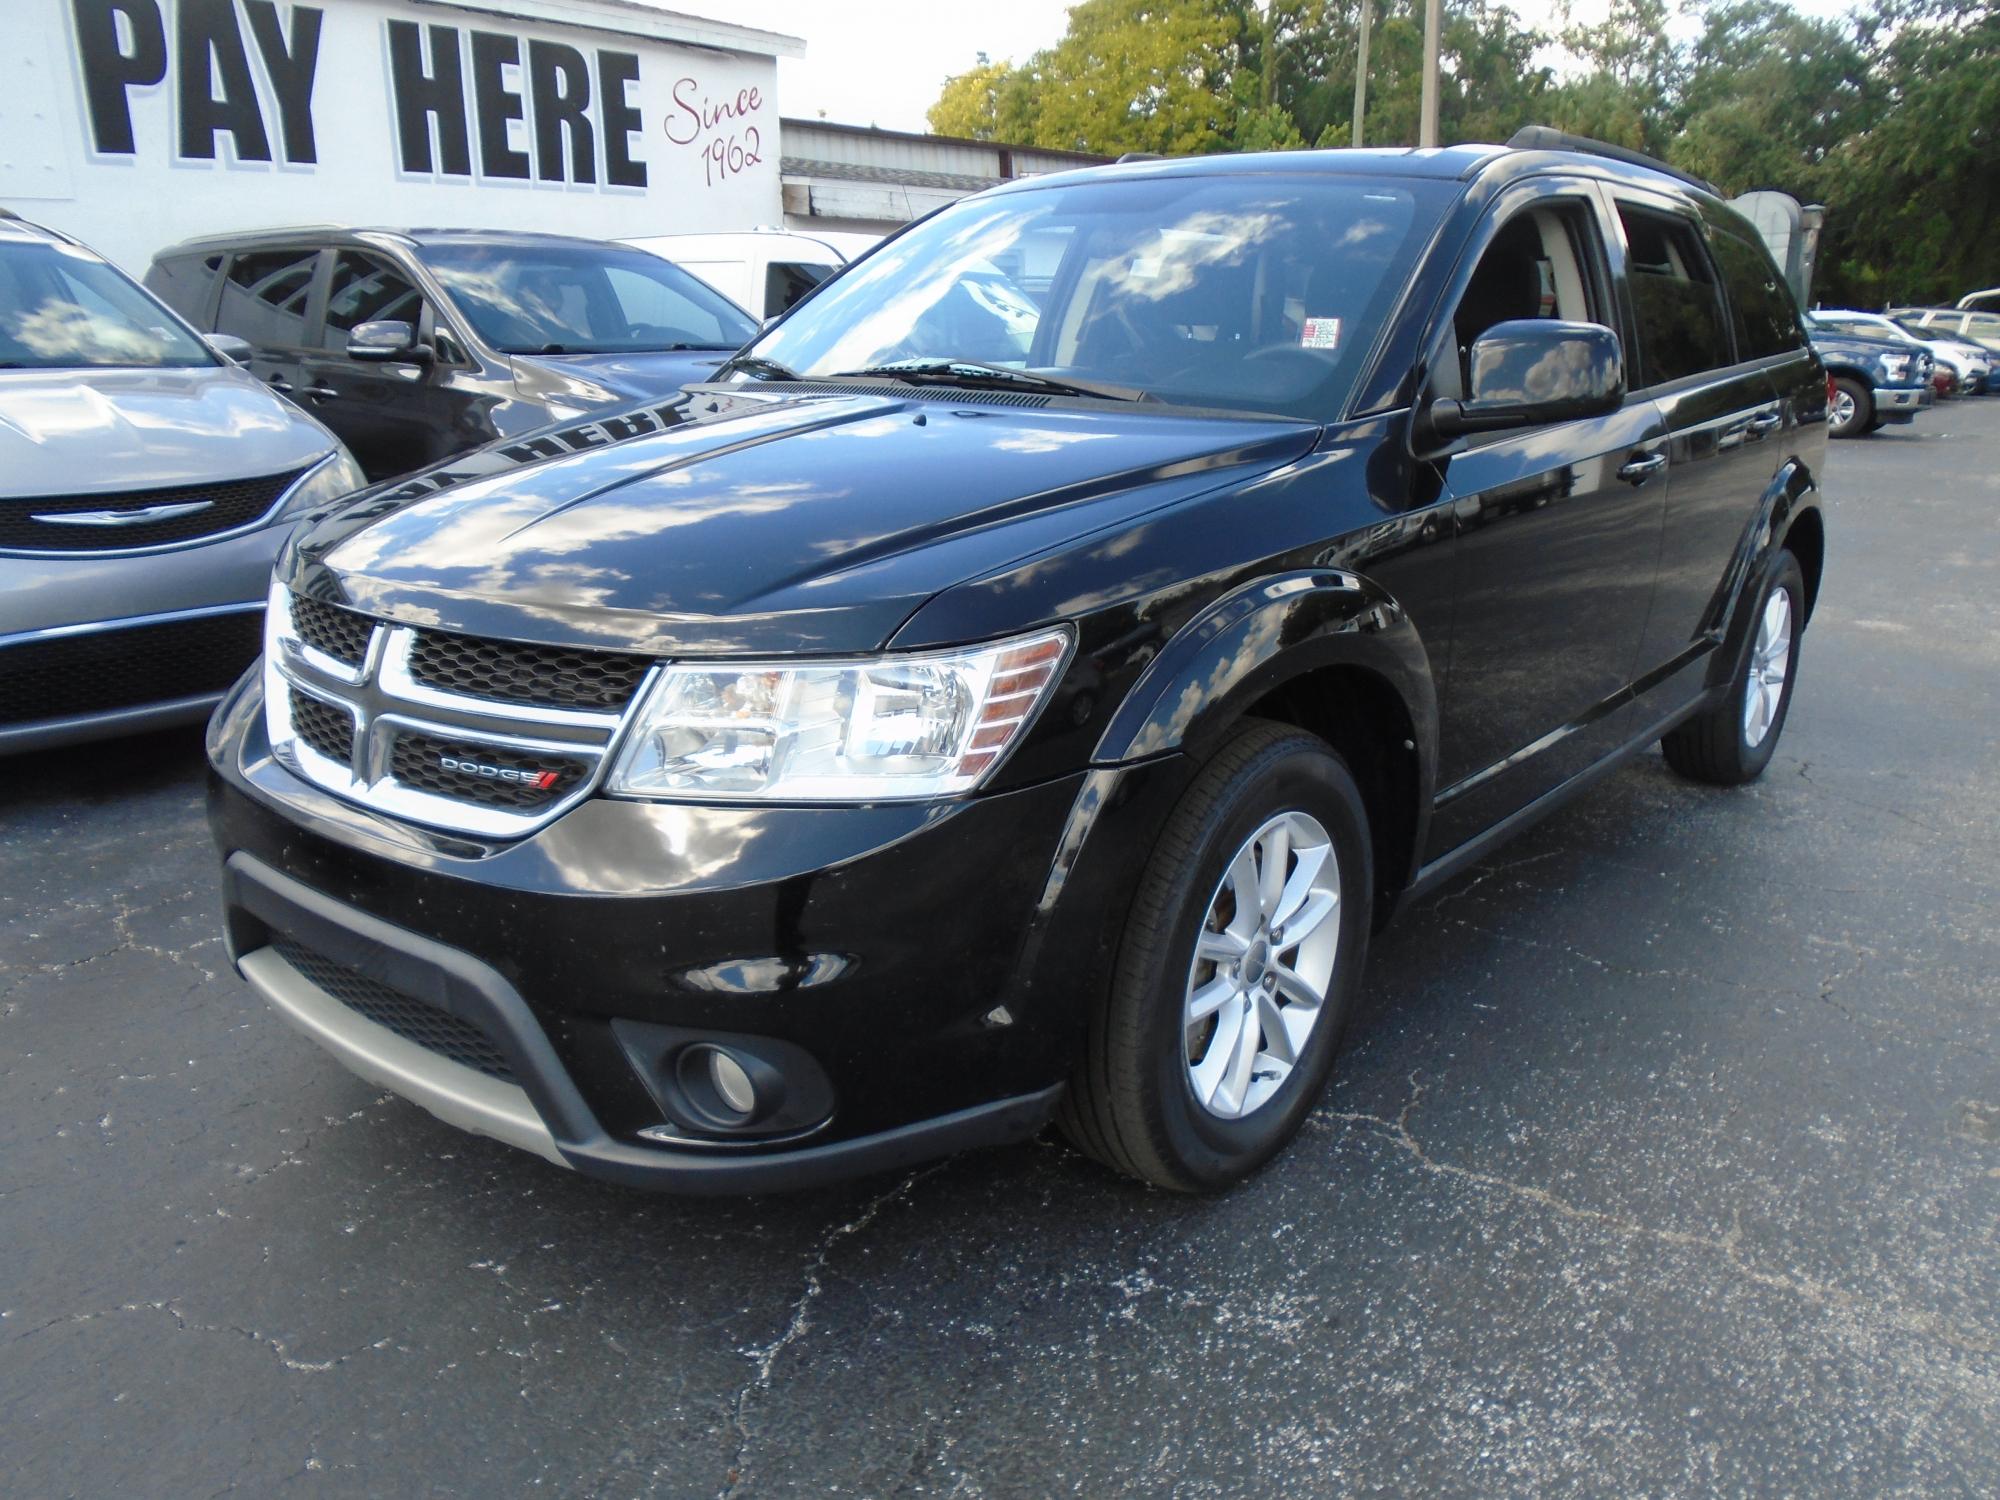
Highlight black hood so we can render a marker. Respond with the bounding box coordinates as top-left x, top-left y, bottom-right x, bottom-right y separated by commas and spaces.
289, 390, 1319, 656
